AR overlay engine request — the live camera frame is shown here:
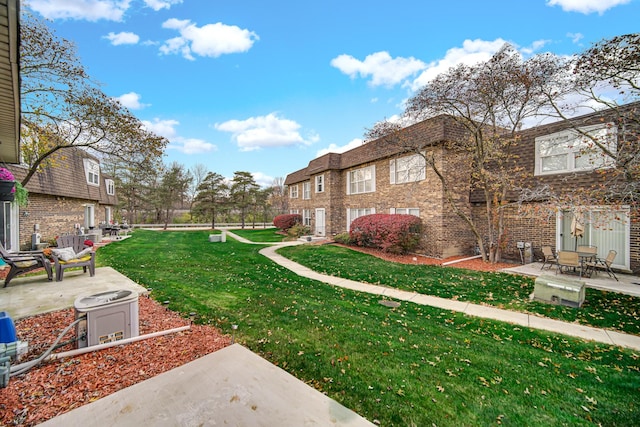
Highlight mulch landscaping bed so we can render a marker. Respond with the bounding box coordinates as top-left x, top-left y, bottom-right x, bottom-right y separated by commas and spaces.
1, 297, 231, 426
